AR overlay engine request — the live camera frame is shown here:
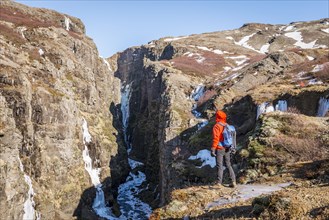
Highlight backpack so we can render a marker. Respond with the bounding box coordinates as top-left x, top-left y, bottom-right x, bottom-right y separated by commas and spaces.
217, 122, 236, 150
